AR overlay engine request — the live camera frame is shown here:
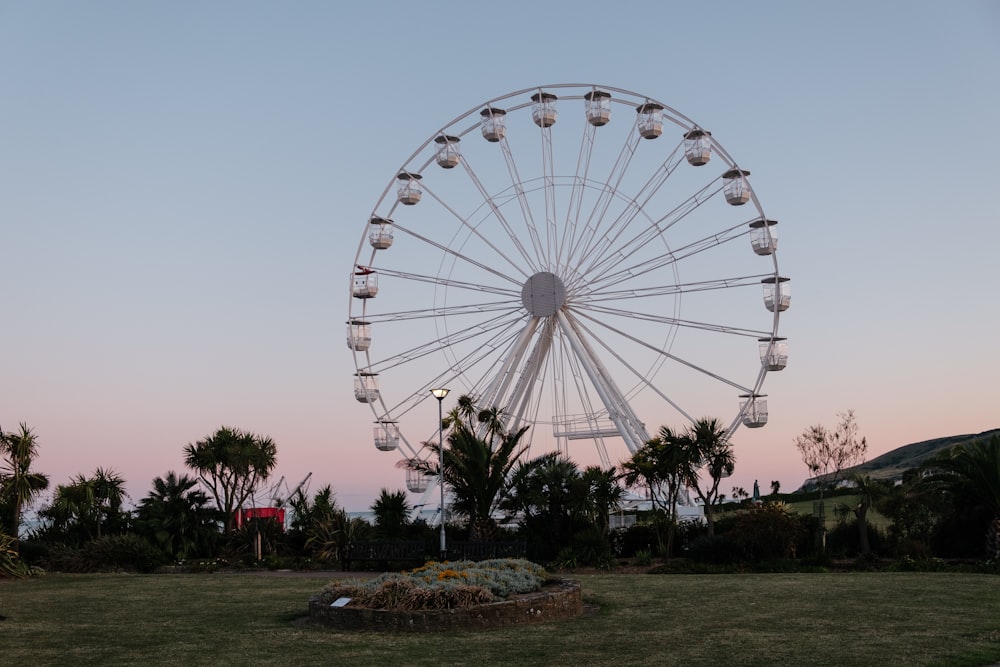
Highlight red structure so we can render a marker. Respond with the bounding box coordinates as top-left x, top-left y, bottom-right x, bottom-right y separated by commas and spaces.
234, 507, 286, 531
